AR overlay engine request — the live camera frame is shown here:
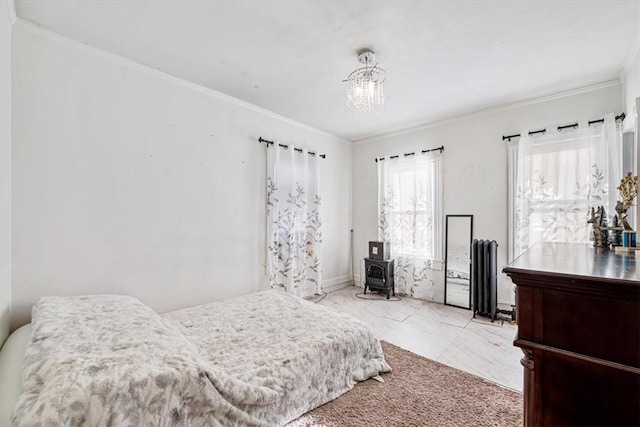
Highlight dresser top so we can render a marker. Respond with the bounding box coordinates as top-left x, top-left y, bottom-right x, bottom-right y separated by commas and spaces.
504, 242, 639, 284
